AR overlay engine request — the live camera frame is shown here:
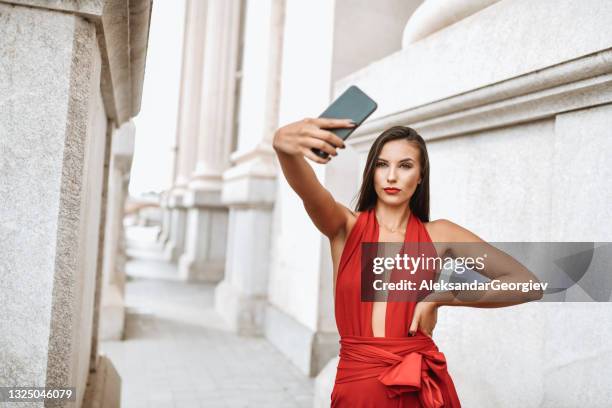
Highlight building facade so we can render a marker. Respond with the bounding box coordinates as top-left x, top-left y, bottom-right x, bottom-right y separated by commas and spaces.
160, 0, 612, 406
3, 0, 611, 407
